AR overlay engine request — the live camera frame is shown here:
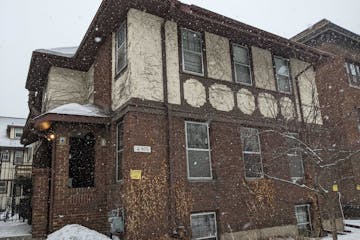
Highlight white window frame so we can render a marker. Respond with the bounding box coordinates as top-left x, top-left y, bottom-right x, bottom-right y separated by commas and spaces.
345, 62, 360, 89
116, 121, 124, 182
233, 44, 252, 86
0, 181, 6, 194
181, 28, 204, 76
240, 127, 264, 179
286, 133, 304, 181
14, 151, 24, 165
190, 212, 217, 240
115, 21, 127, 75
295, 204, 312, 235
14, 128, 23, 139
1, 150, 9, 162
274, 56, 292, 94
185, 121, 212, 180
